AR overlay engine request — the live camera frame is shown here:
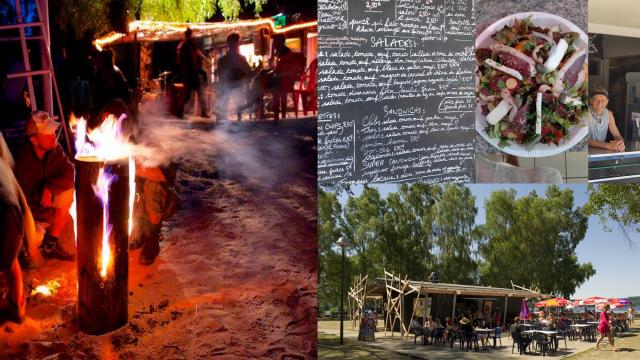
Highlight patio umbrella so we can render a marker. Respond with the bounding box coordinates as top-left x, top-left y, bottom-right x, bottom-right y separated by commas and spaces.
567, 299, 582, 308
519, 299, 530, 319
608, 298, 631, 306
596, 303, 624, 311
580, 297, 608, 305
534, 298, 569, 308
